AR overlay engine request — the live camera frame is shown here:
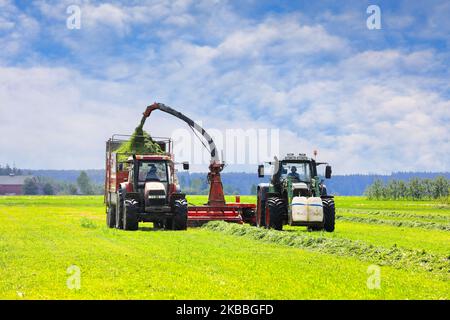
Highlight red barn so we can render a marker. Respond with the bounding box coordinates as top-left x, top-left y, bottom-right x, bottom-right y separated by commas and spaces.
0, 175, 33, 195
